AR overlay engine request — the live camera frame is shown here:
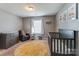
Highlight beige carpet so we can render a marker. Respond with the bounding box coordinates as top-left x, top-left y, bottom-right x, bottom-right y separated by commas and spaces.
0, 40, 49, 56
